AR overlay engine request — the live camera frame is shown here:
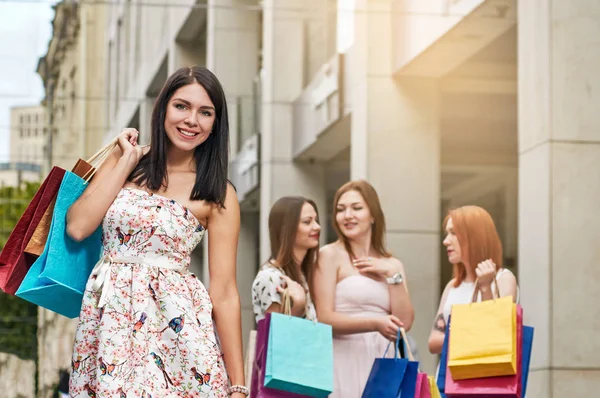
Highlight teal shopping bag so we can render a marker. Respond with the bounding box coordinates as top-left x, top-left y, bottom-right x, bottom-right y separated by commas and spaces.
16, 171, 102, 318
264, 313, 333, 397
